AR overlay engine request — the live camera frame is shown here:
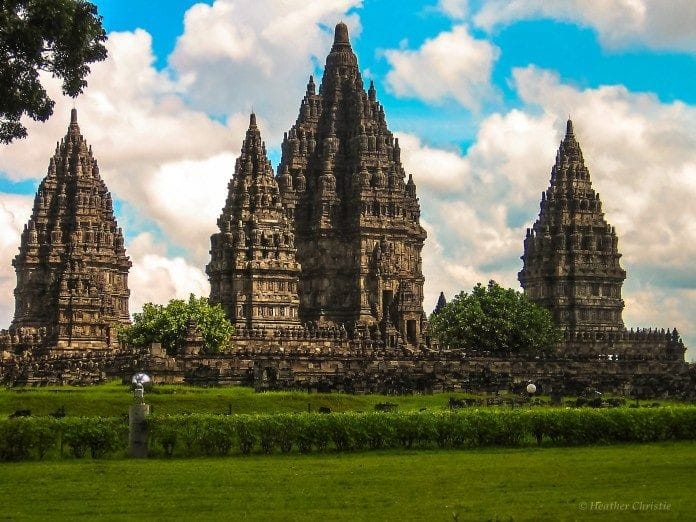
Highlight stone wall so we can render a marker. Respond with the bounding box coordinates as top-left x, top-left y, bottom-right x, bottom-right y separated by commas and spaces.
2, 335, 691, 399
